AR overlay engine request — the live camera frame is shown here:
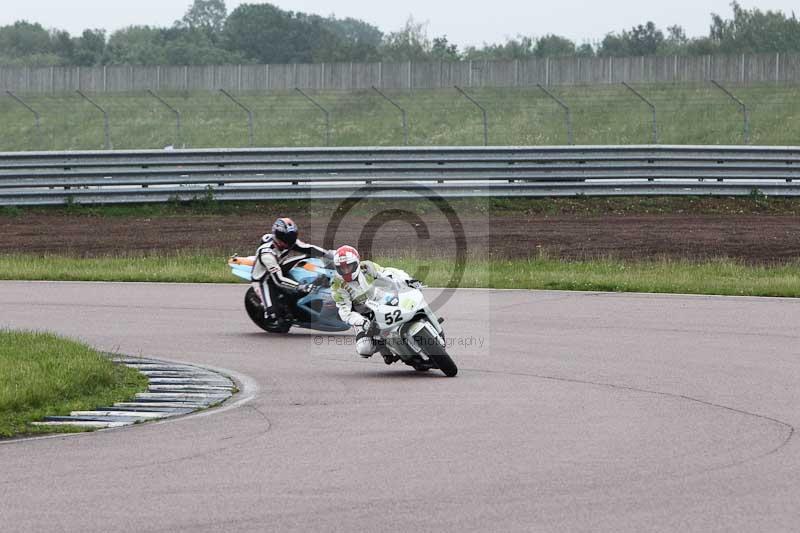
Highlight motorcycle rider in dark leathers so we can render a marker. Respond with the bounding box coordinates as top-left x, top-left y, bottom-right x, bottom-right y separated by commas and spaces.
251, 217, 333, 327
